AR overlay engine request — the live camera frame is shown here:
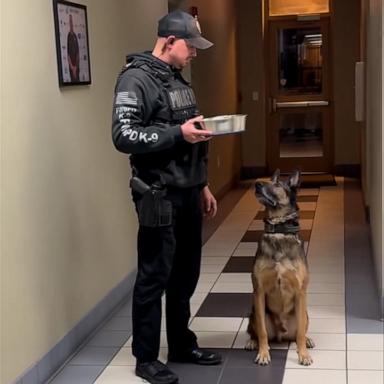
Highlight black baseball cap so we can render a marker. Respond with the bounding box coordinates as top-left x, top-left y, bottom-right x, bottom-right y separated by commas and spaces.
157, 10, 213, 50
